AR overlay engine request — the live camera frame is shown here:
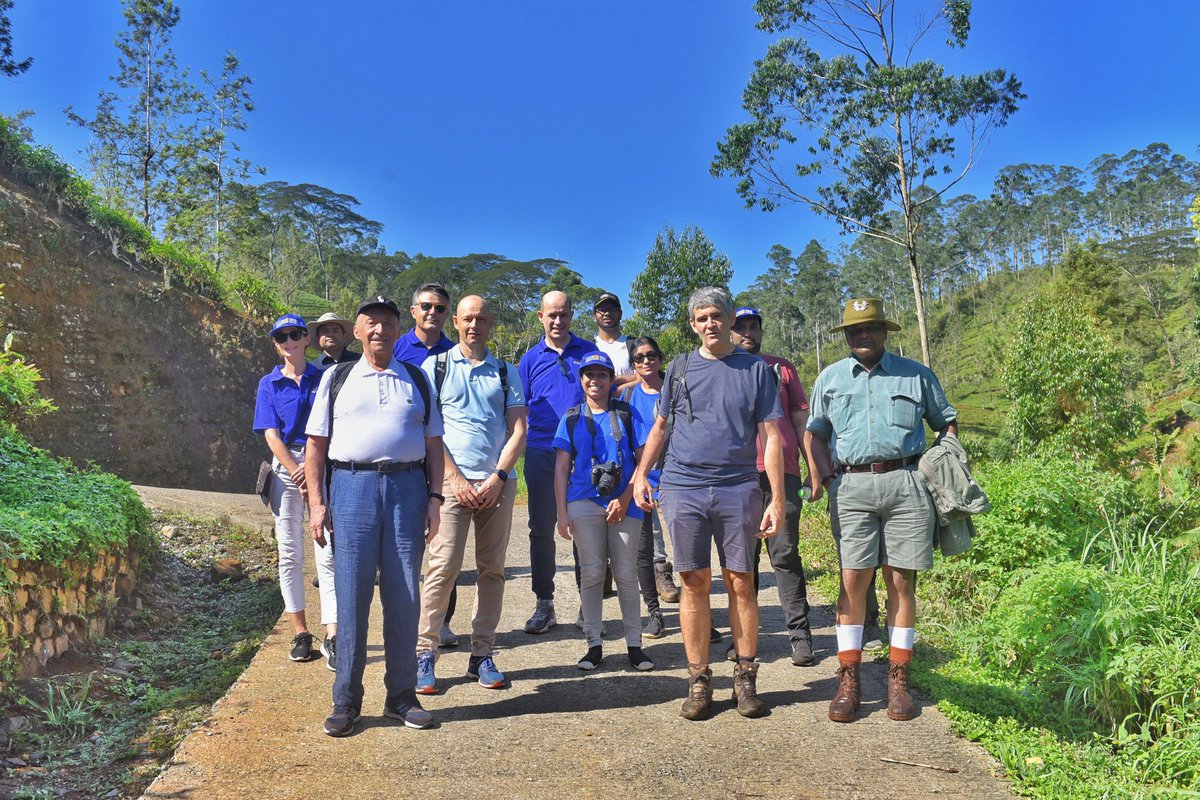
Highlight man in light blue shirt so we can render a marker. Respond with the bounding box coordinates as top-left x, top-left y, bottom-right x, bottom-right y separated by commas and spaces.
805, 298, 957, 726
415, 295, 527, 694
